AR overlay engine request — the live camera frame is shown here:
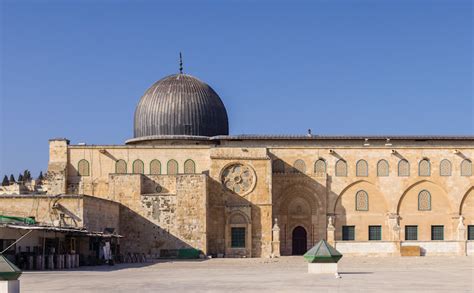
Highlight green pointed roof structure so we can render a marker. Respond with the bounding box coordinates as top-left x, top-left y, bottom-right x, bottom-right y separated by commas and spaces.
303, 240, 343, 263
0, 254, 22, 280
